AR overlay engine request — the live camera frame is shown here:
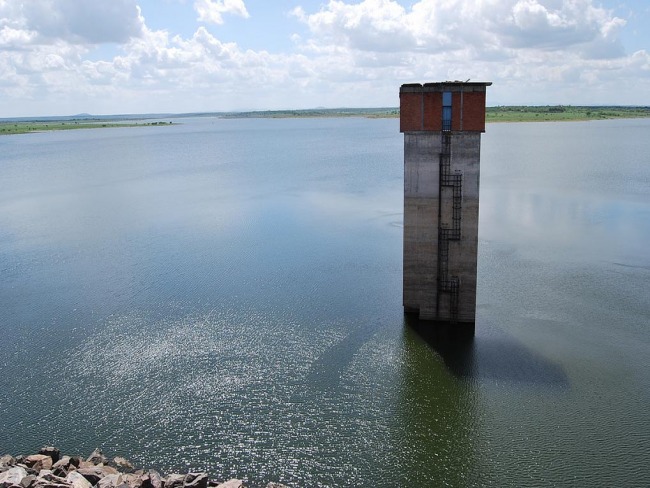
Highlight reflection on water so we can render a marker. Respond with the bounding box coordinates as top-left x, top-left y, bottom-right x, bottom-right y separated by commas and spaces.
1, 118, 649, 486
394, 323, 481, 486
